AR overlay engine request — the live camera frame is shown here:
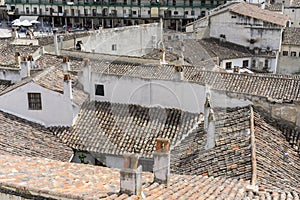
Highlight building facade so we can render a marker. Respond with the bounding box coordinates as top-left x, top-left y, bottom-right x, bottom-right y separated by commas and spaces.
5, 0, 226, 29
